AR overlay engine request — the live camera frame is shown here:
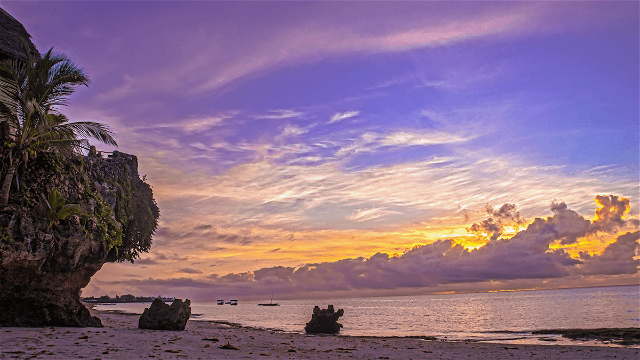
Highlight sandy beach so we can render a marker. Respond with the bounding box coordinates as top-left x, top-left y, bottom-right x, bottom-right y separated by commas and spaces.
1, 309, 638, 360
